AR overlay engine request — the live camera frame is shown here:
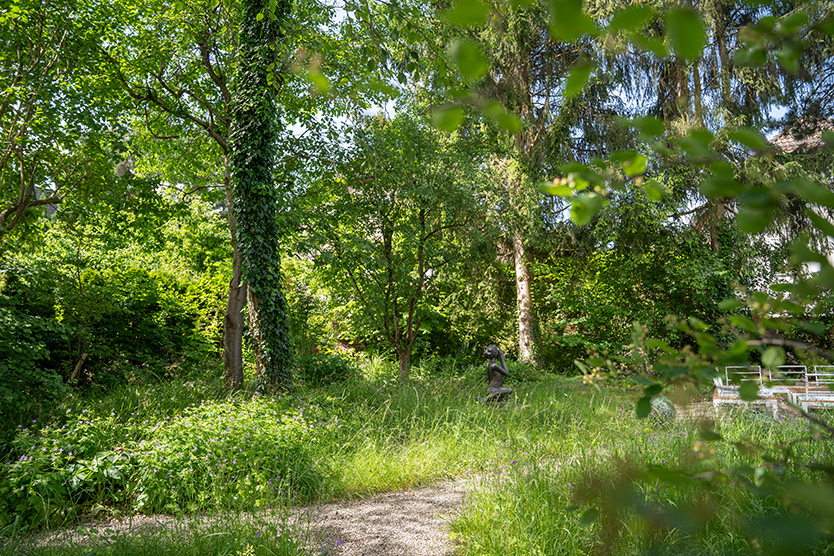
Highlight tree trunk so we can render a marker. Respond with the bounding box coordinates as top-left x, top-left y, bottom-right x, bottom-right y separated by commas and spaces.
513, 233, 535, 363
223, 172, 246, 388
398, 347, 411, 382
